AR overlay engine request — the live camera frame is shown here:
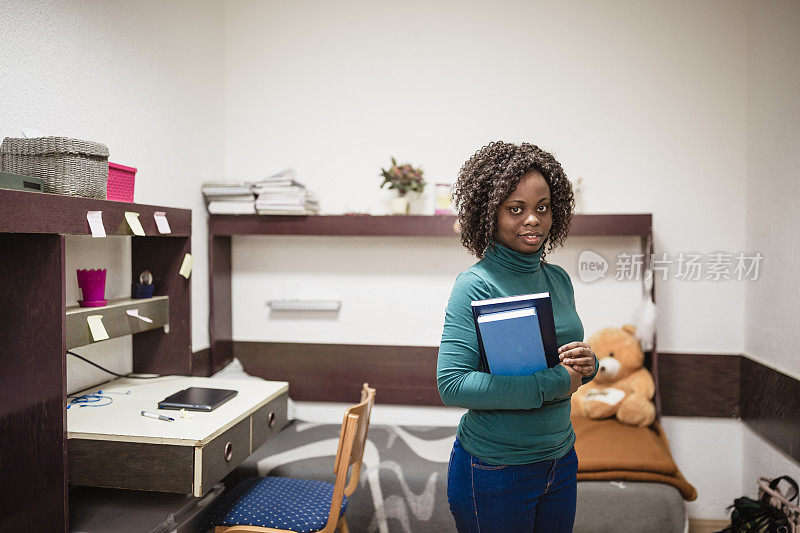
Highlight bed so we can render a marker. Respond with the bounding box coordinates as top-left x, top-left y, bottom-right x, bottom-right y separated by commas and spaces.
223, 415, 693, 532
